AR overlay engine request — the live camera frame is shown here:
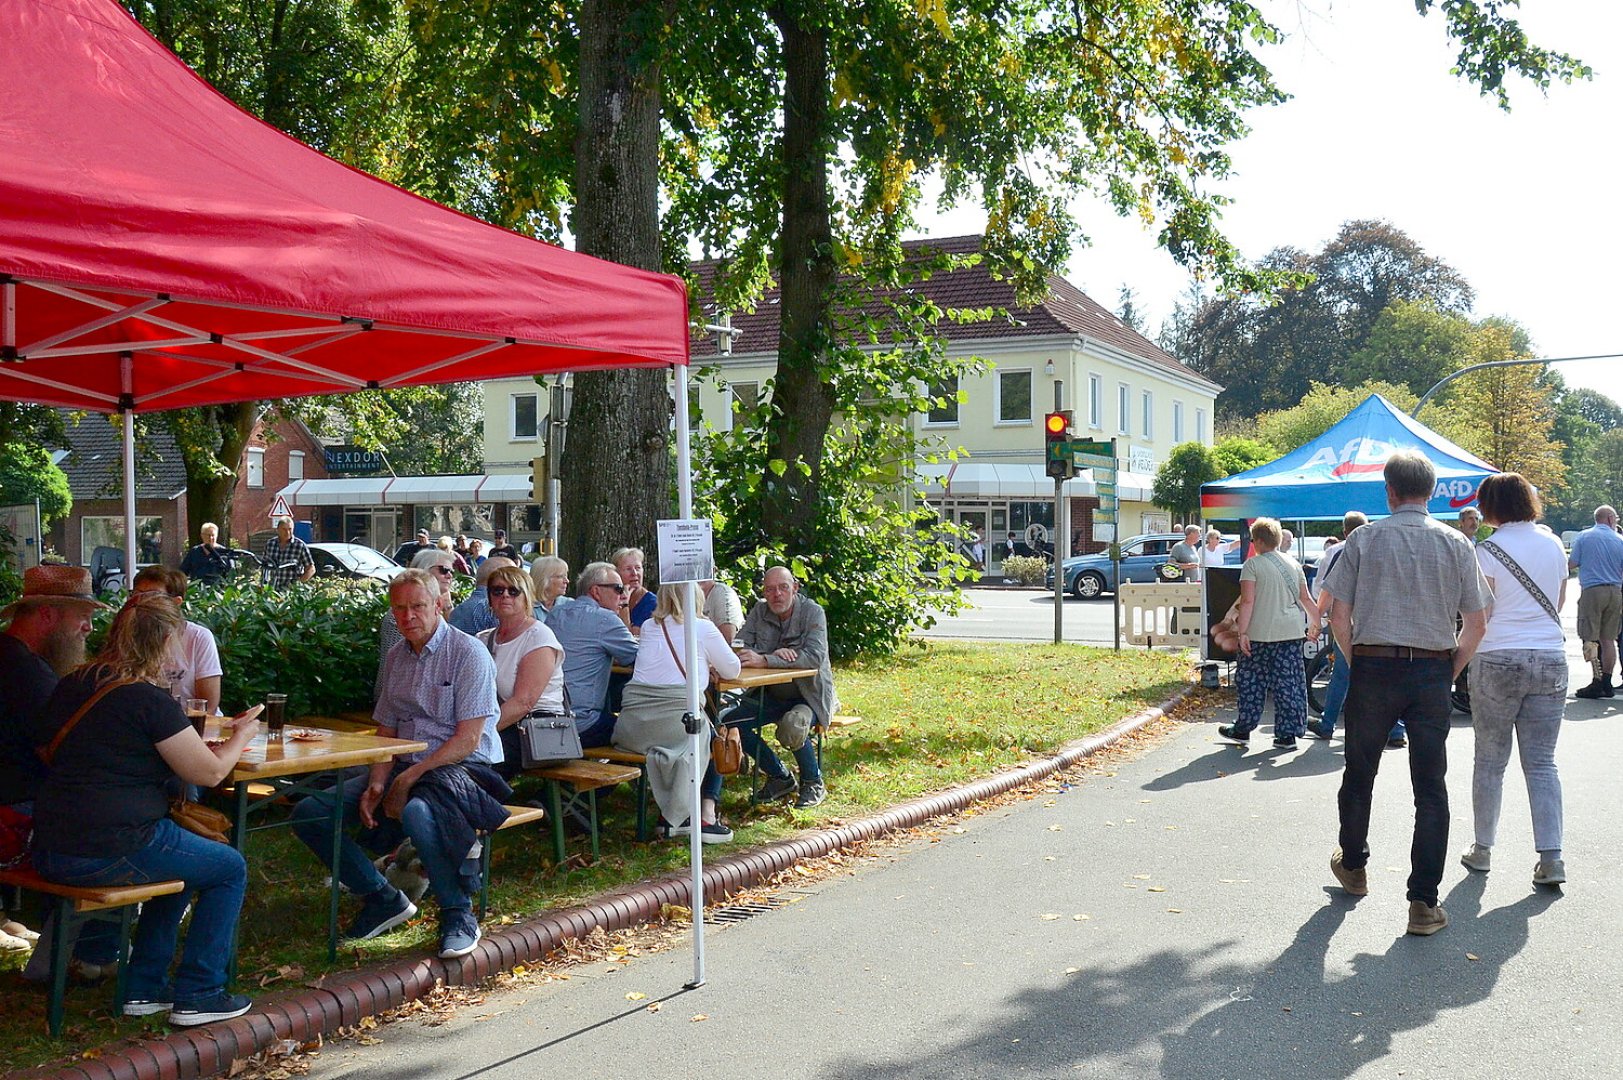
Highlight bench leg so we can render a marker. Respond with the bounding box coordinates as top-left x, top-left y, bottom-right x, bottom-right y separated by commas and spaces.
547, 781, 567, 864
327, 771, 344, 961
587, 789, 600, 860
47, 898, 71, 1038
633, 767, 651, 843
111, 905, 133, 1015
478, 834, 492, 920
